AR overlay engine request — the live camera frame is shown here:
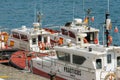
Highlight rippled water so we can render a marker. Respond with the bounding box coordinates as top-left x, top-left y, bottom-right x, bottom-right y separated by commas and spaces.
0, 0, 120, 45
